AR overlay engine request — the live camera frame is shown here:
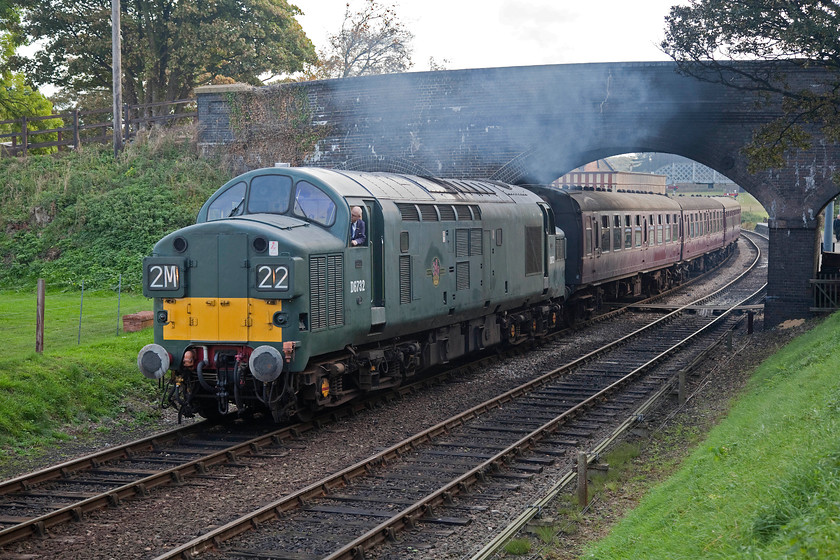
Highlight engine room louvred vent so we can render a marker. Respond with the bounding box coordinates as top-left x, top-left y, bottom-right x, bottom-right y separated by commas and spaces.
310, 254, 344, 330
455, 205, 472, 220
470, 228, 483, 256
456, 261, 470, 291
456, 228, 470, 257
397, 203, 420, 221
470, 205, 482, 220
327, 255, 344, 327
437, 205, 456, 221
418, 204, 439, 221
399, 255, 411, 304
